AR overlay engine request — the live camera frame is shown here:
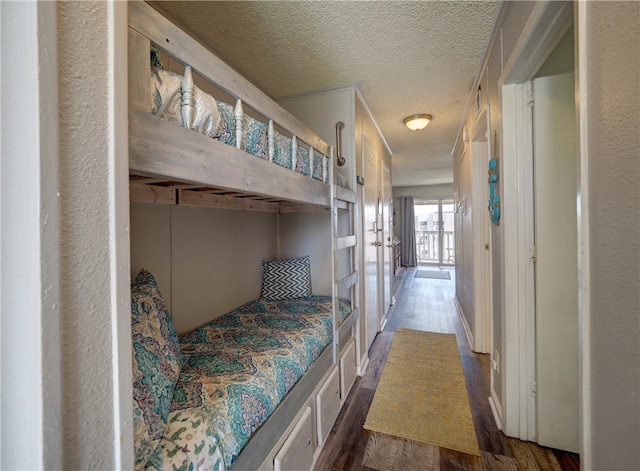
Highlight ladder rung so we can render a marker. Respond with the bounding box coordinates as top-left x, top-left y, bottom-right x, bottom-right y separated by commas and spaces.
336, 271, 358, 293
335, 235, 356, 251
337, 307, 359, 331
334, 199, 348, 210
335, 186, 357, 204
